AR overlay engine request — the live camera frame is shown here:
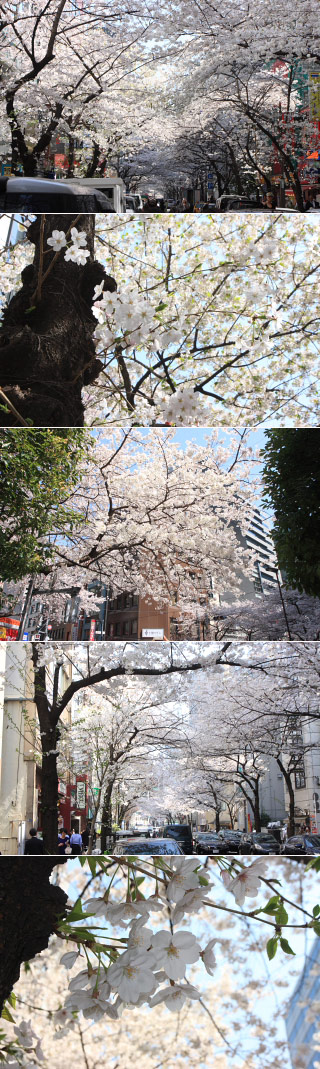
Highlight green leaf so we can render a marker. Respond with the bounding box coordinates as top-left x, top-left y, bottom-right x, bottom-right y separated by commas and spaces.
8, 993, 16, 1009
279, 937, 295, 956
87, 858, 97, 876
65, 899, 86, 922
313, 905, 320, 918
1, 1005, 14, 1023
261, 895, 280, 915
266, 937, 278, 961
275, 903, 289, 926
